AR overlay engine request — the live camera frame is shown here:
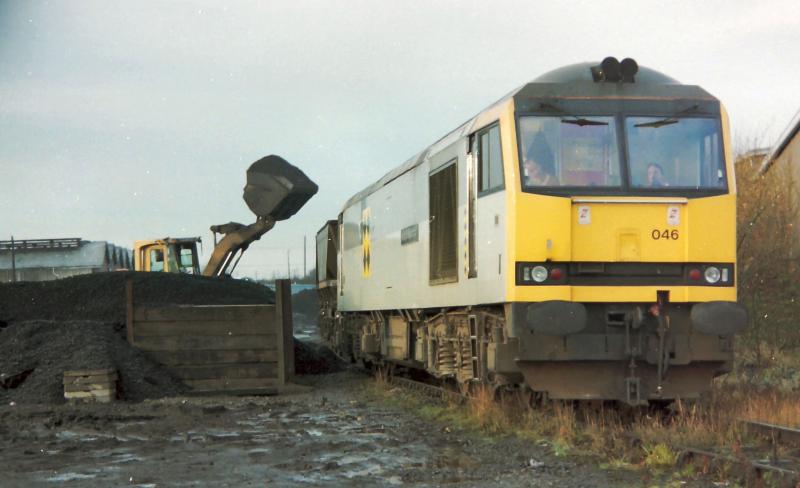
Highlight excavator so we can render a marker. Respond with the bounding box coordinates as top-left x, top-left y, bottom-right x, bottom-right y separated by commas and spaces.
133, 155, 317, 277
